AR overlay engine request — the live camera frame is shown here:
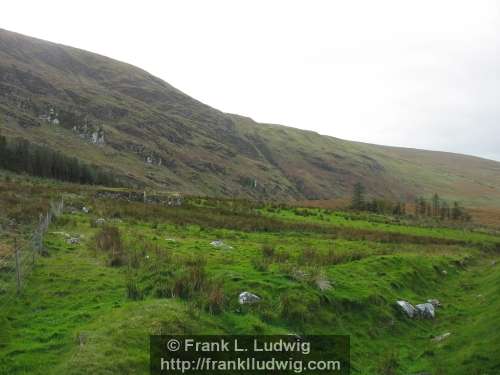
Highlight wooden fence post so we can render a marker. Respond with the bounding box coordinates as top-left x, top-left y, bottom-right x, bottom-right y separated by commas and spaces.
15, 239, 21, 294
